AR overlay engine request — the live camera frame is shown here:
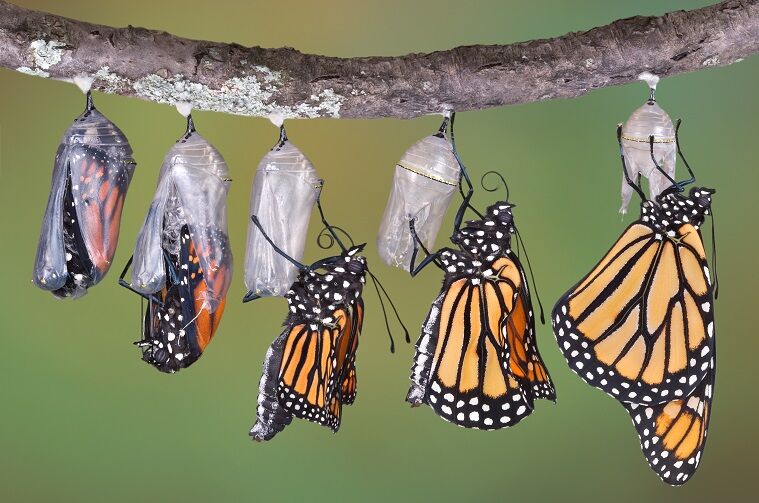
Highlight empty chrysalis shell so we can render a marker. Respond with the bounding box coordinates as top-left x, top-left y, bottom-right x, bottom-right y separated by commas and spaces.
244, 127, 321, 298
377, 120, 461, 269
619, 74, 677, 214
33, 91, 136, 298
130, 118, 233, 313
